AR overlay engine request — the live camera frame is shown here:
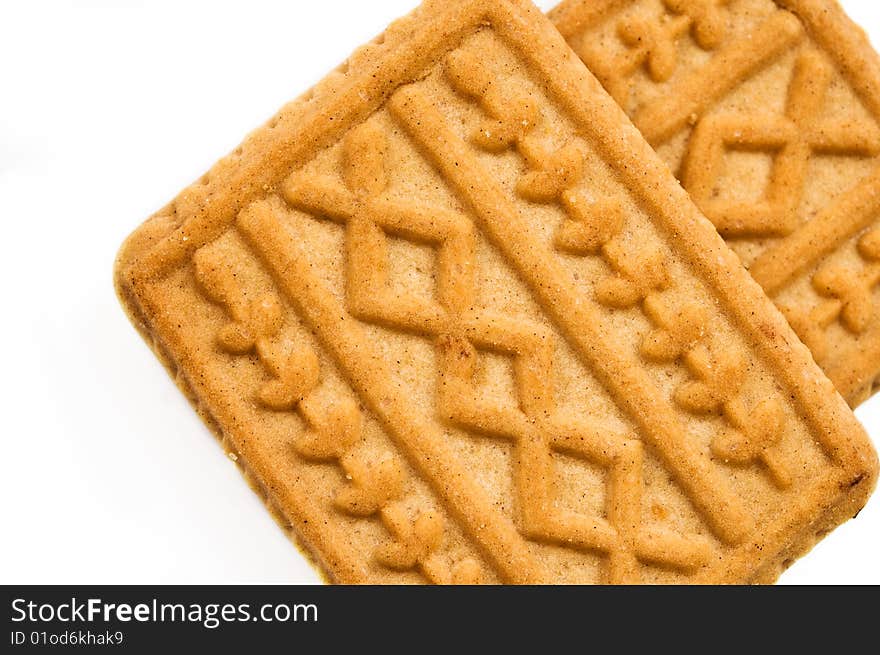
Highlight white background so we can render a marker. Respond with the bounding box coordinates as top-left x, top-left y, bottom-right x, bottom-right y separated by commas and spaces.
1, 0, 879, 585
